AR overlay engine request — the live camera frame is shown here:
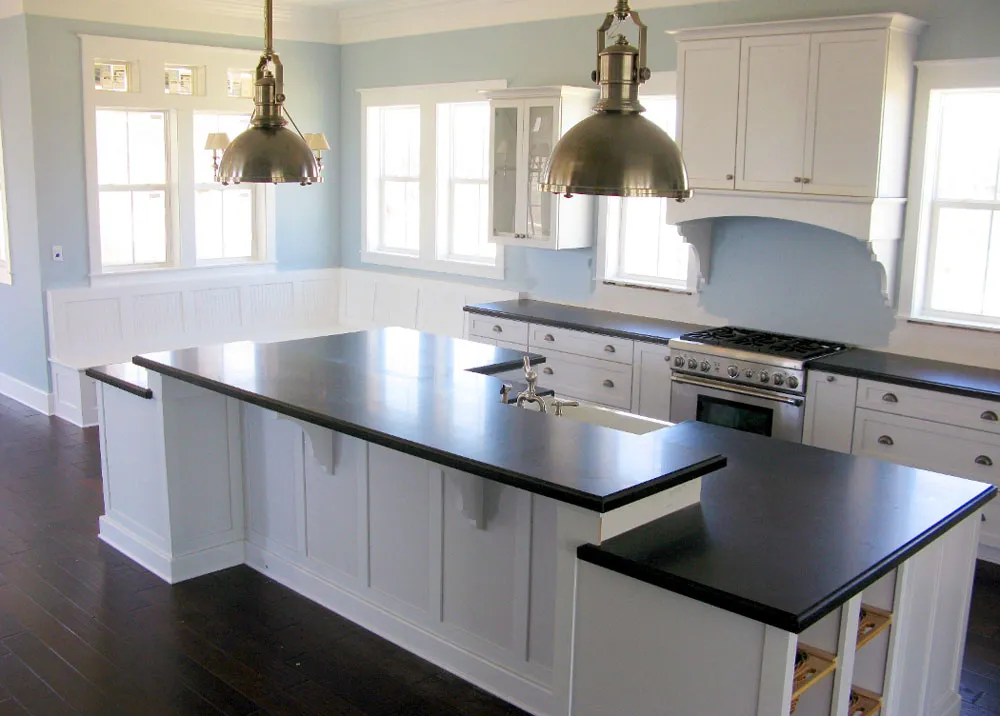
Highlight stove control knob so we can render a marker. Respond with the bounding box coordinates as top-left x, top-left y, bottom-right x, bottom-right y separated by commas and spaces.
687, 358, 698, 370
772, 373, 785, 387
674, 356, 685, 368
727, 365, 739, 379
787, 376, 800, 390
744, 368, 755, 380
759, 370, 770, 384
700, 361, 712, 373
